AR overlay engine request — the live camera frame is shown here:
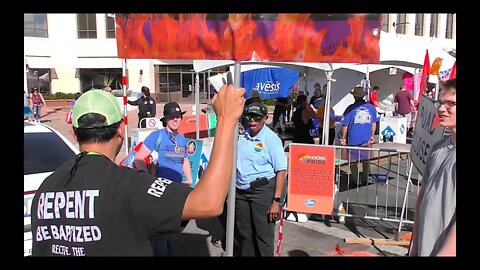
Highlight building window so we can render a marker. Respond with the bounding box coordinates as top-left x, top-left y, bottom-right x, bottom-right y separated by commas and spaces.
381, 14, 389, 32
24, 14, 48, 38
26, 69, 52, 94
106, 14, 116, 38
78, 14, 97, 39
79, 68, 122, 92
395, 14, 406, 34
430, 14, 438, 37
446, 13, 454, 39
415, 14, 424, 36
